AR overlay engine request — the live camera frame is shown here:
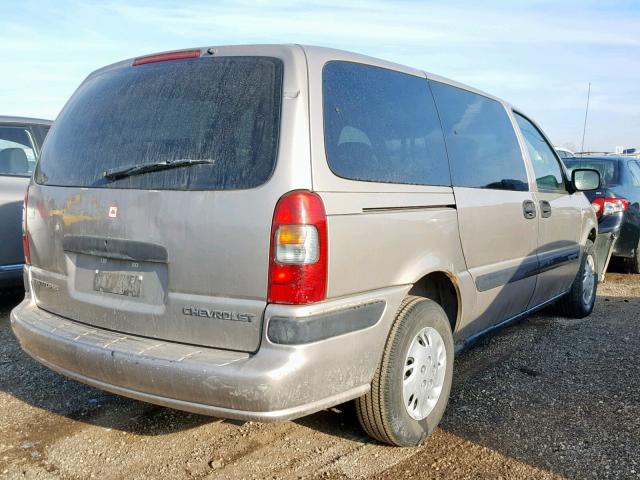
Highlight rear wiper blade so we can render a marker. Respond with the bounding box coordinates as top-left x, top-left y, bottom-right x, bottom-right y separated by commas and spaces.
103, 159, 214, 181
